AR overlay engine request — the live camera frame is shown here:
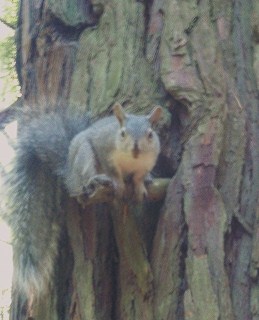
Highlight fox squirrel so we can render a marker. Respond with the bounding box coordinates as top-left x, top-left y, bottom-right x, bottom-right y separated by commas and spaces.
4, 102, 162, 296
